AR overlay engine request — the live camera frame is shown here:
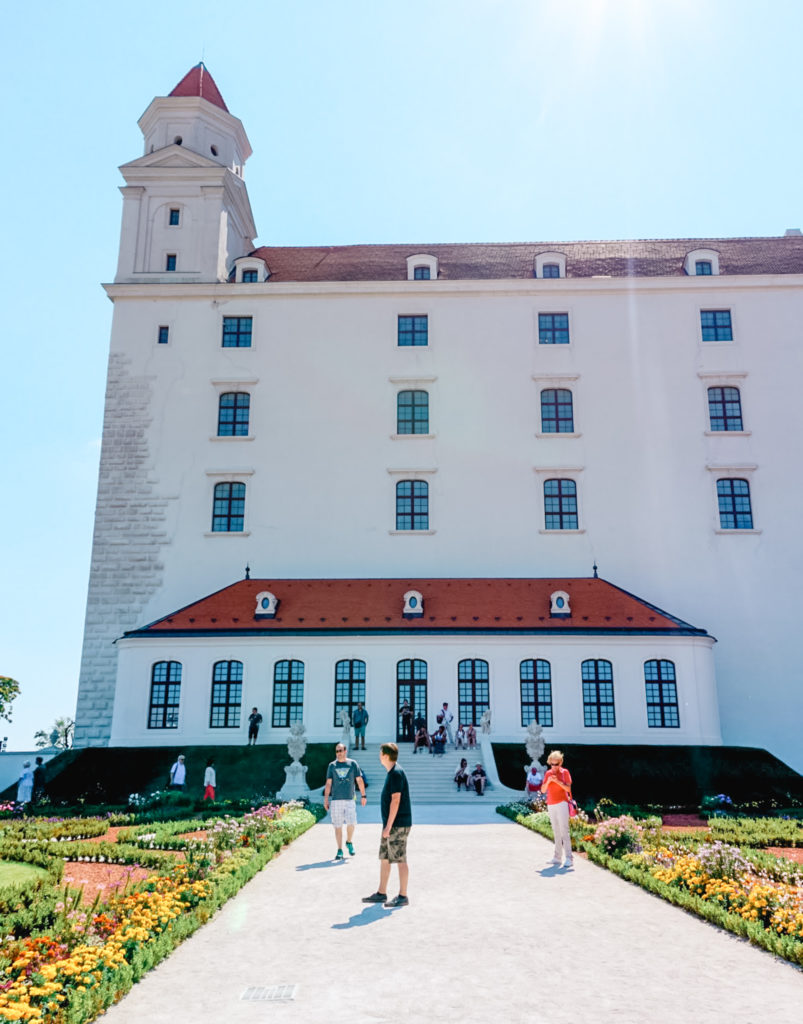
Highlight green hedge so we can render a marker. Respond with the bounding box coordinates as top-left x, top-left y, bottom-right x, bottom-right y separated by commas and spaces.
709, 817, 803, 848
492, 743, 803, 807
